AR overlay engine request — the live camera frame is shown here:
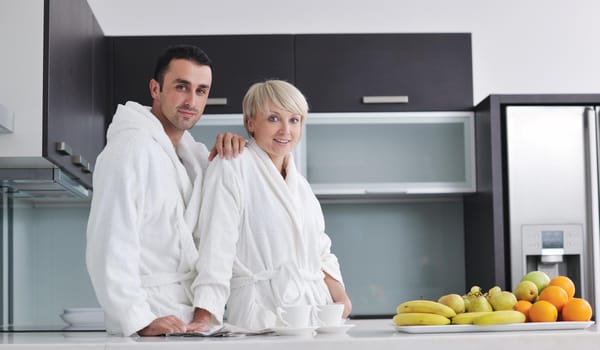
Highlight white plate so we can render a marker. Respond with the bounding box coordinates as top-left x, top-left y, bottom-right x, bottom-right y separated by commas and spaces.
316, 324, 355, 334
63, 324, 105, 331
272, 326, 317, 336
60, 309, 104, 326
63, 308, 103, 313
394, 321, 595, 334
